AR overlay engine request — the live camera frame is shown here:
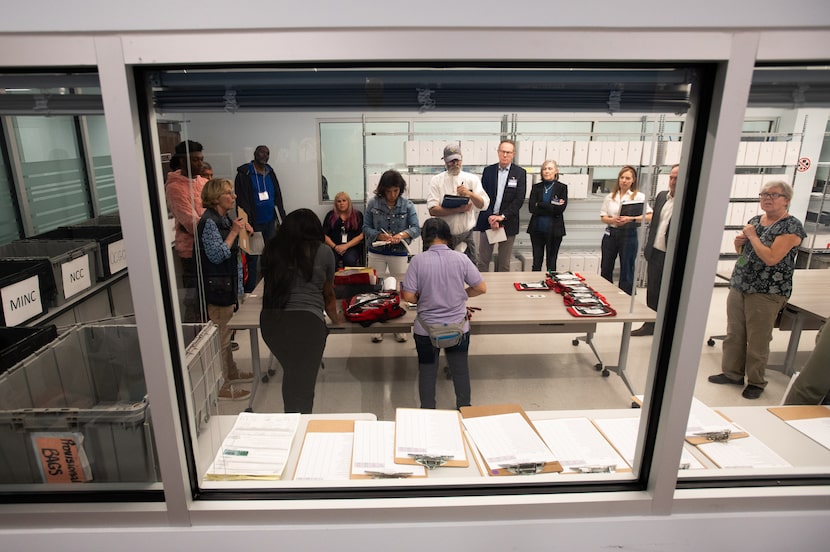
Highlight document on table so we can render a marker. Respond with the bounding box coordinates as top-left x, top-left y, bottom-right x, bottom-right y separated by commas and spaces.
294, 432, 353, 480
534, 417, 628, 472
352, 421, 426, 477
592, 417, 703, 471
686, 398, 746, 439
696, 435, 791, 469
785, 418, 830, 451
205, 412, 300, 480
394, 408, 467, 466
462, 412, 556, 468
